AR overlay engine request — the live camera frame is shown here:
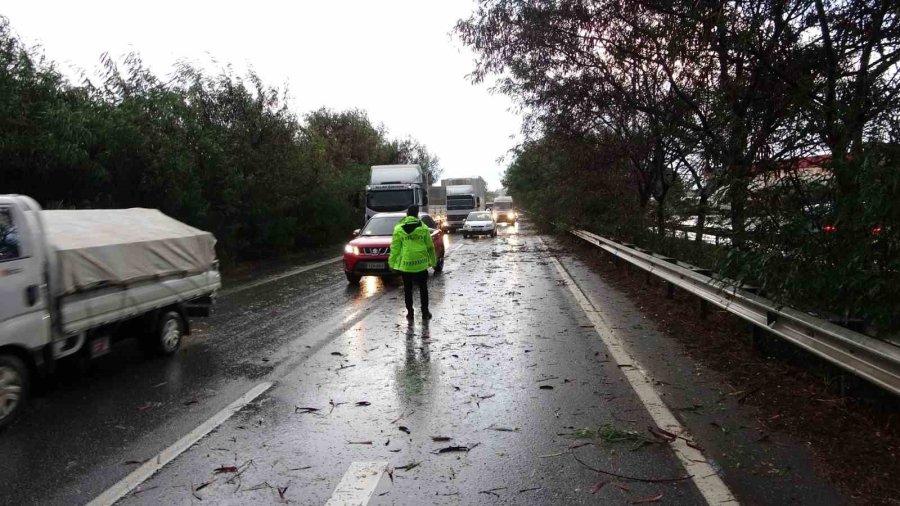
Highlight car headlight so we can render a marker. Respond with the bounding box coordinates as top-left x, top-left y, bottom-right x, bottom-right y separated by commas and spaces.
344, 244, 359, 255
